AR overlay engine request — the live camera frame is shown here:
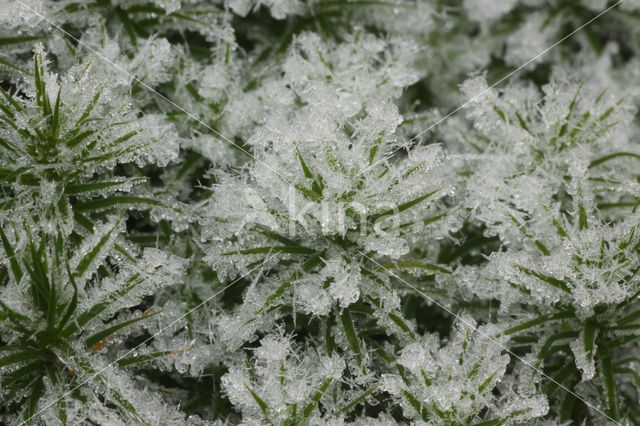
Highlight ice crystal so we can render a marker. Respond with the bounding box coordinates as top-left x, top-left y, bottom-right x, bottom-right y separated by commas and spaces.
0, 46, 180, 237
384, 317, 548, 423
